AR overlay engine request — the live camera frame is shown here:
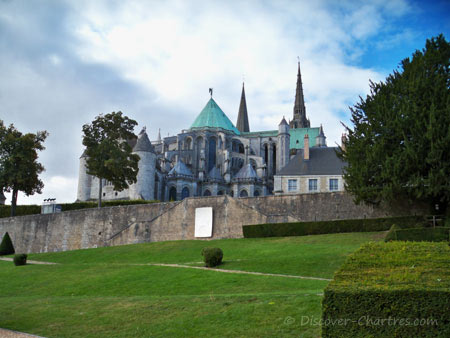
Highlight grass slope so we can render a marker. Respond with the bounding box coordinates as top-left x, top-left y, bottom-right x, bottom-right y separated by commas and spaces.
0, 232, 384, 337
